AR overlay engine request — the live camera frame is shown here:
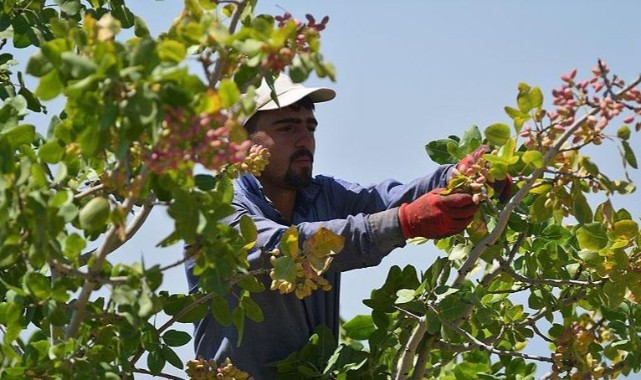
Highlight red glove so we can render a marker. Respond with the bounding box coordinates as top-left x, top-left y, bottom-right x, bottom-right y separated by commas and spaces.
457, 146, 514, 204
398, 188, 479, 239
